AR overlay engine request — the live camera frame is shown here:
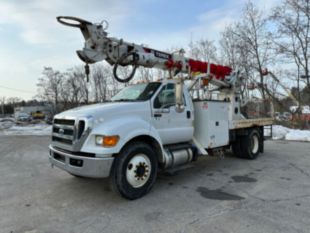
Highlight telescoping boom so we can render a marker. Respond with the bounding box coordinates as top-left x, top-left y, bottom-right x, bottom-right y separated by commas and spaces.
57, 16, 232, 84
